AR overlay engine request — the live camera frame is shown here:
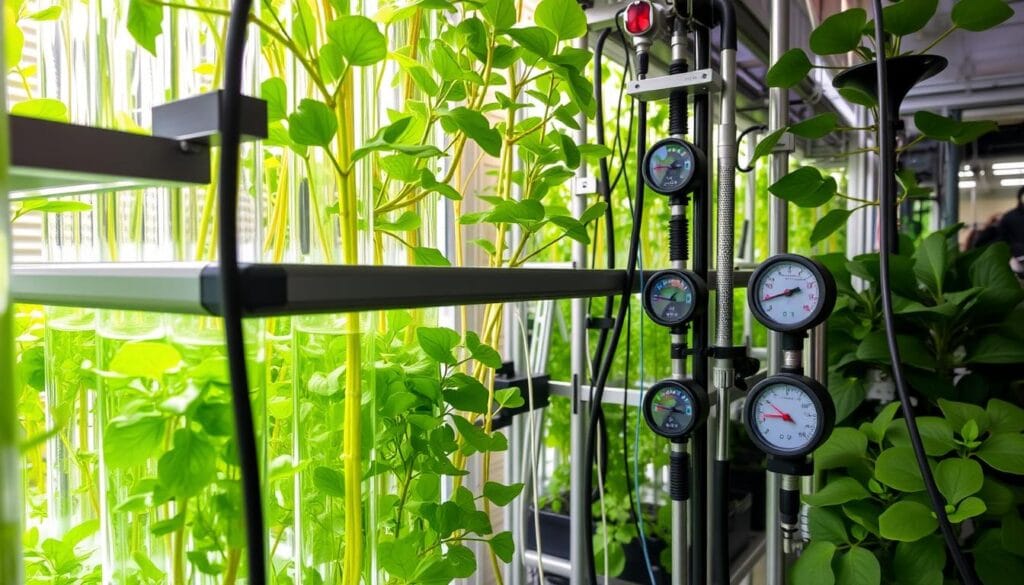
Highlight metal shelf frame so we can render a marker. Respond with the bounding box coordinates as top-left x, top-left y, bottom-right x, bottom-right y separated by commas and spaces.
10, 263, 750, 316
